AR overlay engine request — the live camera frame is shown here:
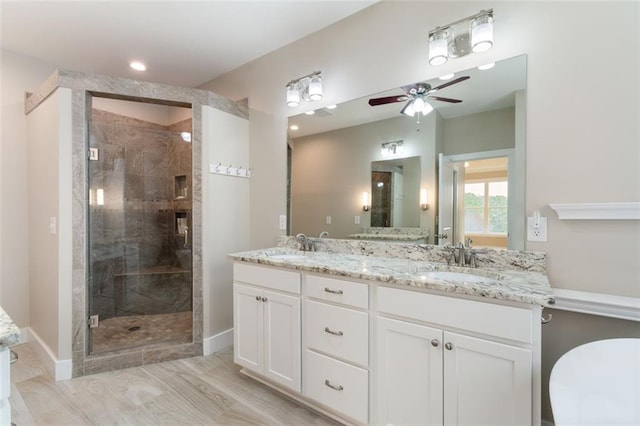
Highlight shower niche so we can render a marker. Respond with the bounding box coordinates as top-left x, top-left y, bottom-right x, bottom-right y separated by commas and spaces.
87, 96, 194, 355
